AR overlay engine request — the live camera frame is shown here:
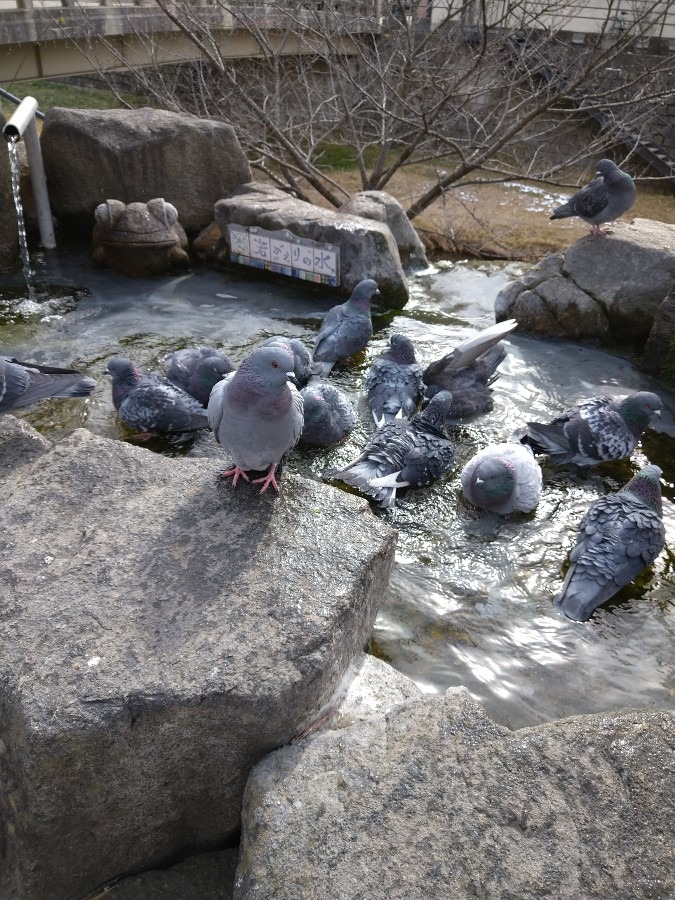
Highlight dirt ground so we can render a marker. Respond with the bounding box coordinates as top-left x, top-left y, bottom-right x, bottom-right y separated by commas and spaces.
311, 166, 675, 262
